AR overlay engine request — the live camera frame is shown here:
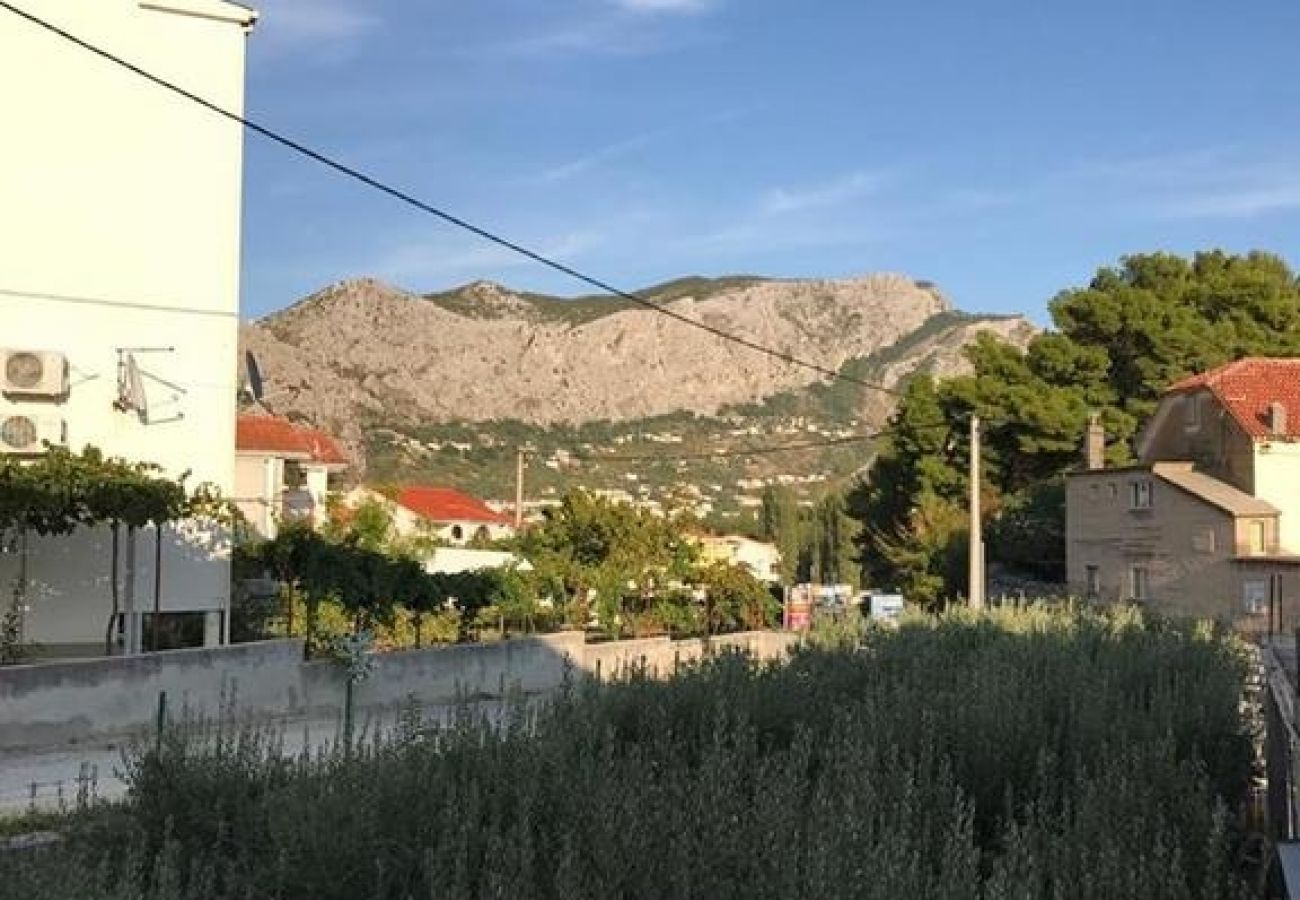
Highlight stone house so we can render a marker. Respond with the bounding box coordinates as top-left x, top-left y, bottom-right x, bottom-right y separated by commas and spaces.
1066, 358, 1300, 632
